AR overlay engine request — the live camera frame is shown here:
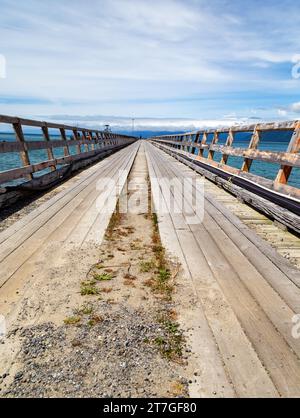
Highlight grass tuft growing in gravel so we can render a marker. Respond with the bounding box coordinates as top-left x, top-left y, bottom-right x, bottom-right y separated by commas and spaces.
139, 260, 155, 273
74, 303, 94, 316
94, 273, 113, 282
64, 316, 81, 326
153, 313, 185, 362
80, 282, 100, 296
